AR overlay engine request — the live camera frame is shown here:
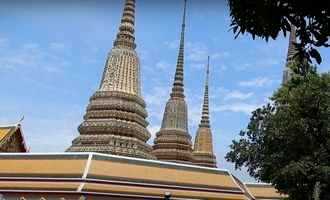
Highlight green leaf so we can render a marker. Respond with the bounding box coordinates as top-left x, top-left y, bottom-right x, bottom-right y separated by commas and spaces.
309, 48, 322, 64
